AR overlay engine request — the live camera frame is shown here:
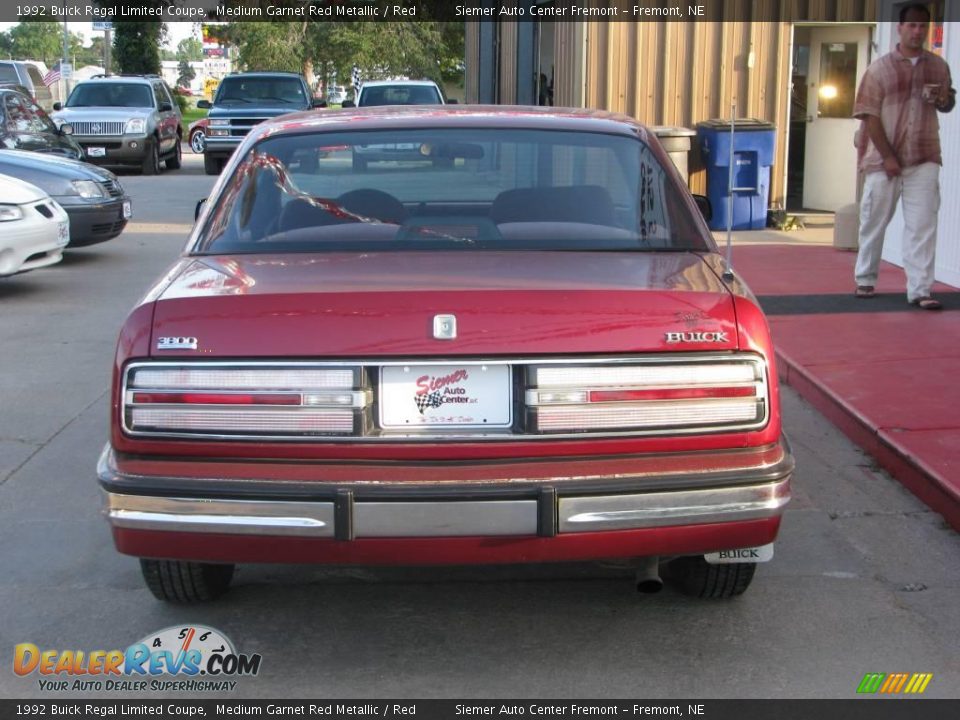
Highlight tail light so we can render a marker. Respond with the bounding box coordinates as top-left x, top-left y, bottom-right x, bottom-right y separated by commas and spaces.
123, 363, 368, 438
525, 356, 767, 434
